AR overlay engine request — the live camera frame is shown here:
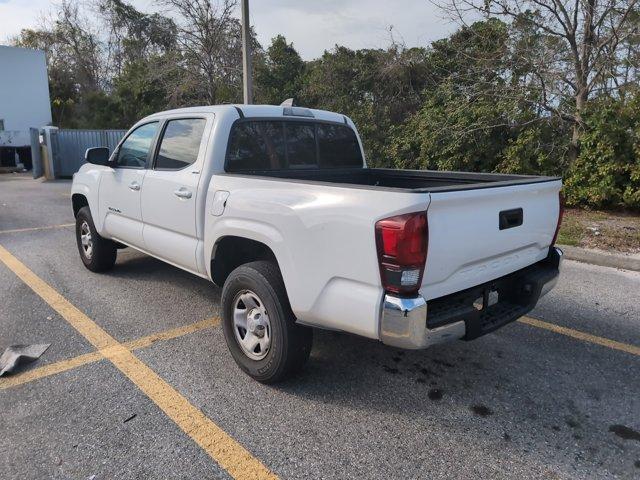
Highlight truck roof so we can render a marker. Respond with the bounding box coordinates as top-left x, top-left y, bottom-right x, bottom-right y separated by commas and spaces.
141, 104, 349, 125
